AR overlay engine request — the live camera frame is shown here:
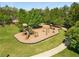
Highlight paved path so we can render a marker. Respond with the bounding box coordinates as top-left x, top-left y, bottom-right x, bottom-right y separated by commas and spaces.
31, 43, 67, 57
